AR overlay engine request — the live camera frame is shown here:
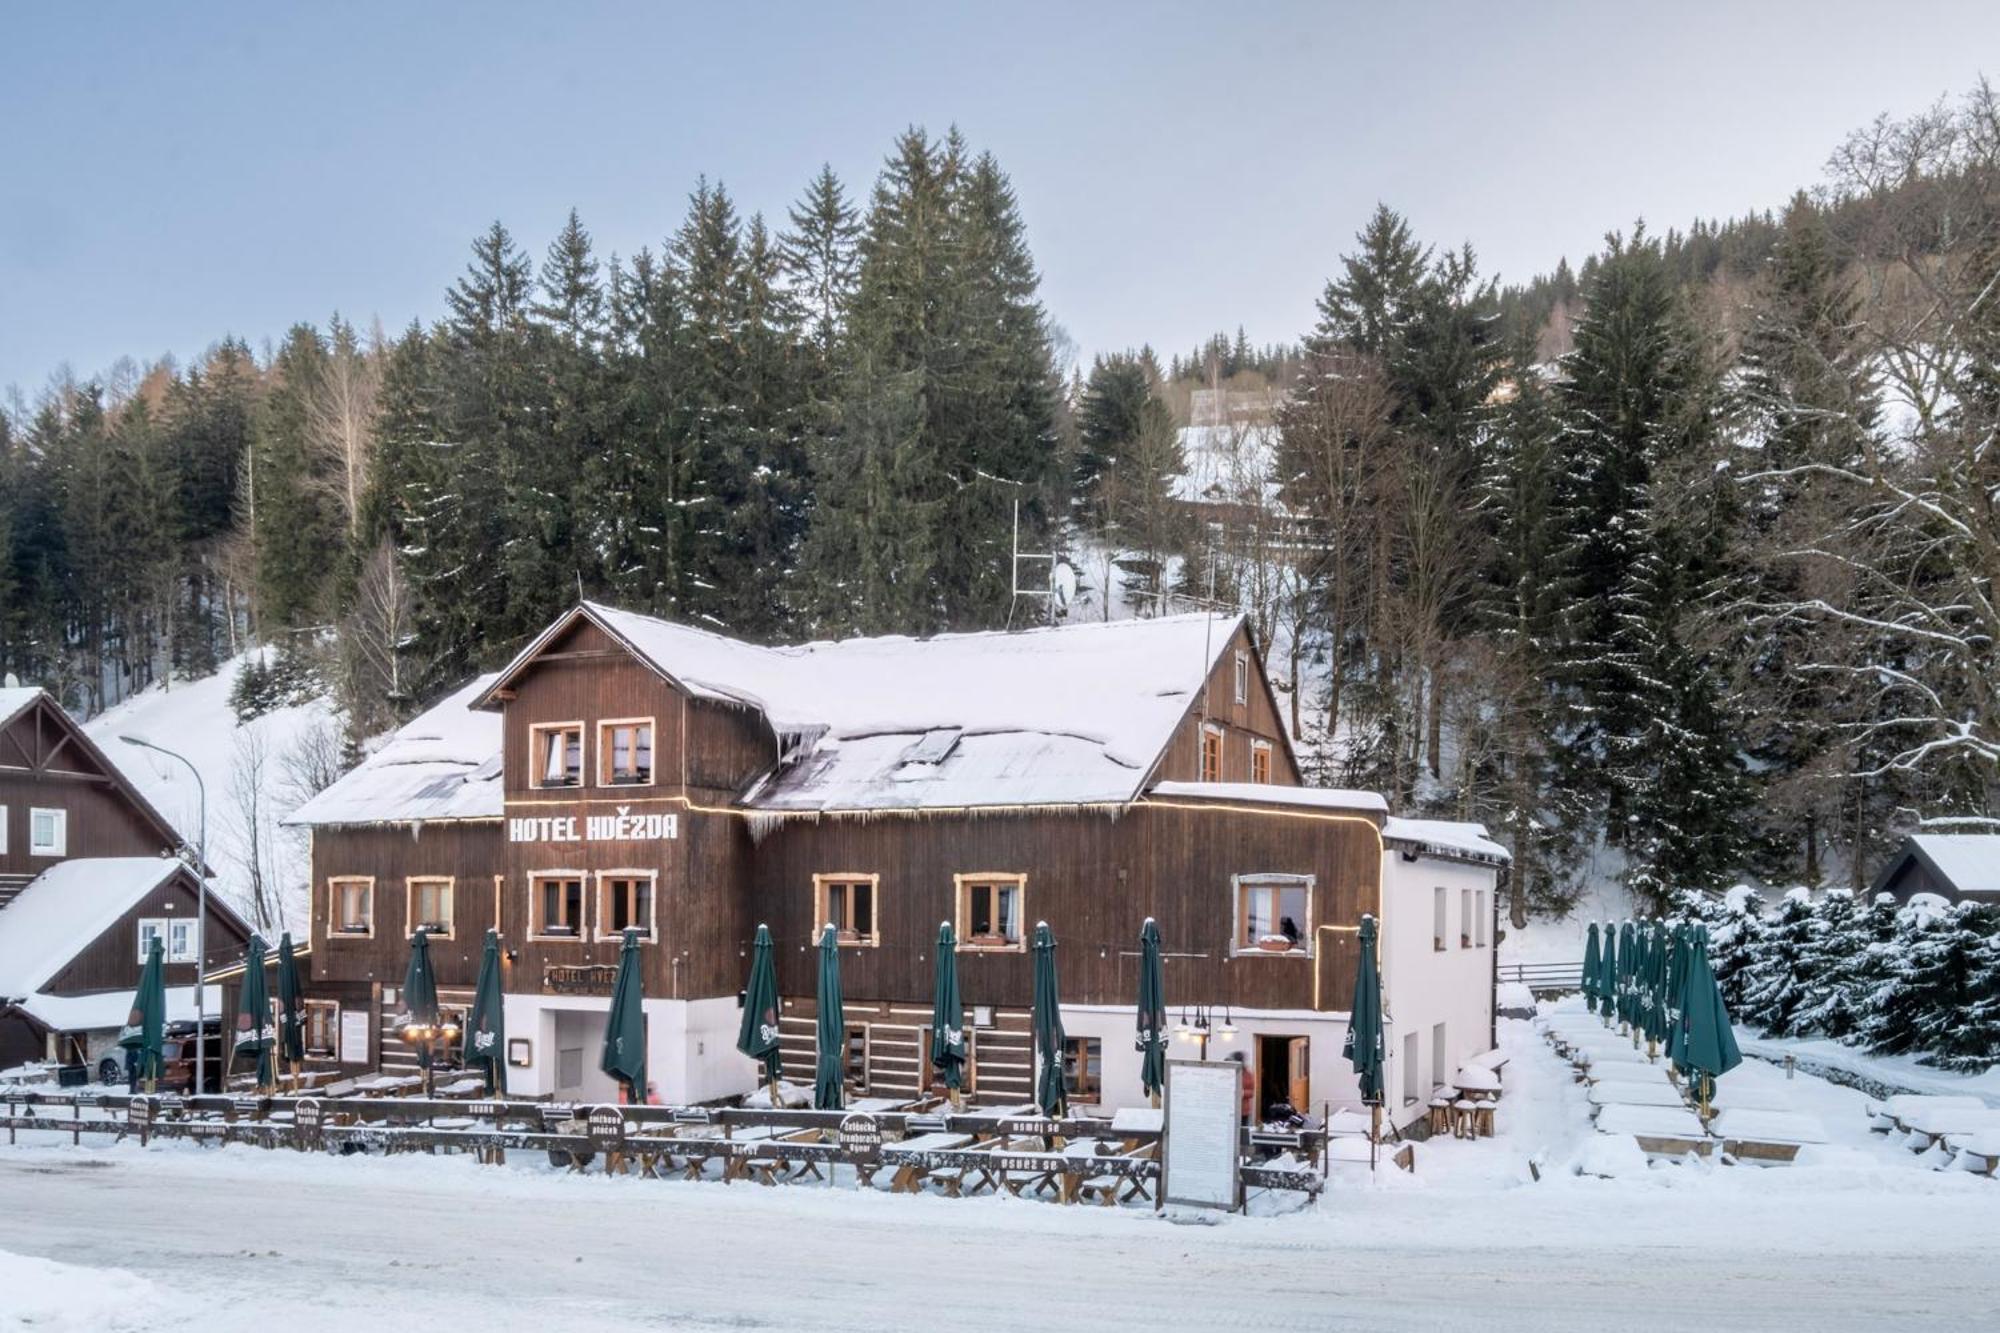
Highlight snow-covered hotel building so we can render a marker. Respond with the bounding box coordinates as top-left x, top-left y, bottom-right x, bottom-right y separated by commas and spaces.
286, 604, 1504, 1131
